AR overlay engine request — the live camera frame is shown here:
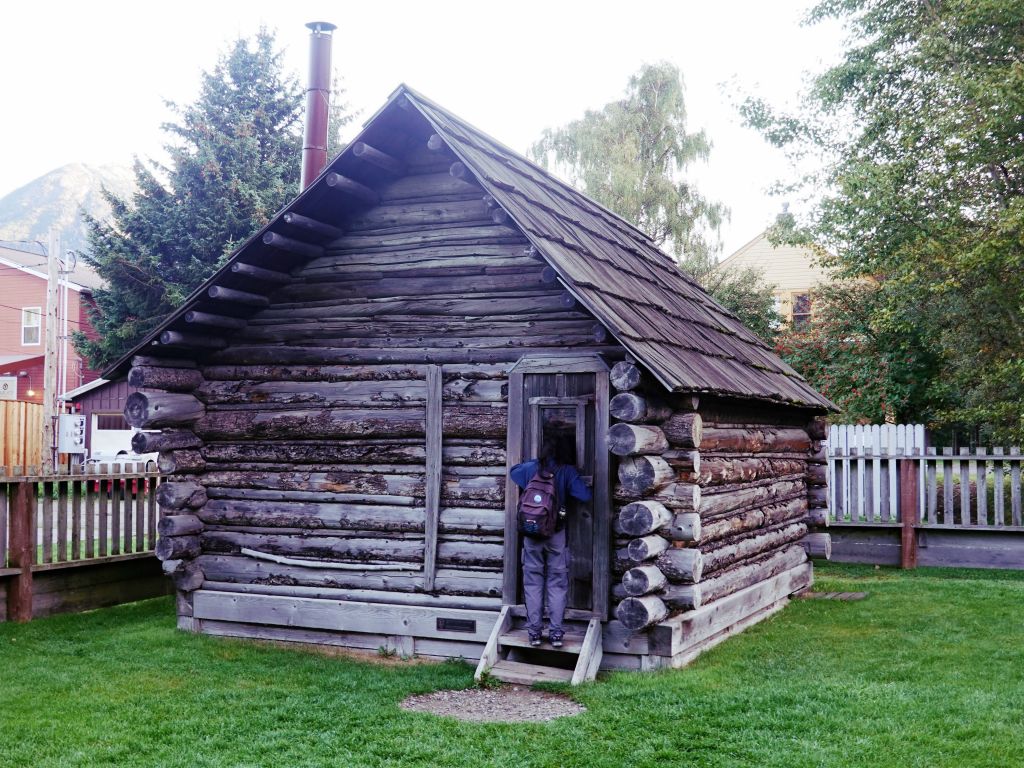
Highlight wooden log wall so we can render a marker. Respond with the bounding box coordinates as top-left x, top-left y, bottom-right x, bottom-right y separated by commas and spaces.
611, 362, 831, 632
127, 139, 621, 612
